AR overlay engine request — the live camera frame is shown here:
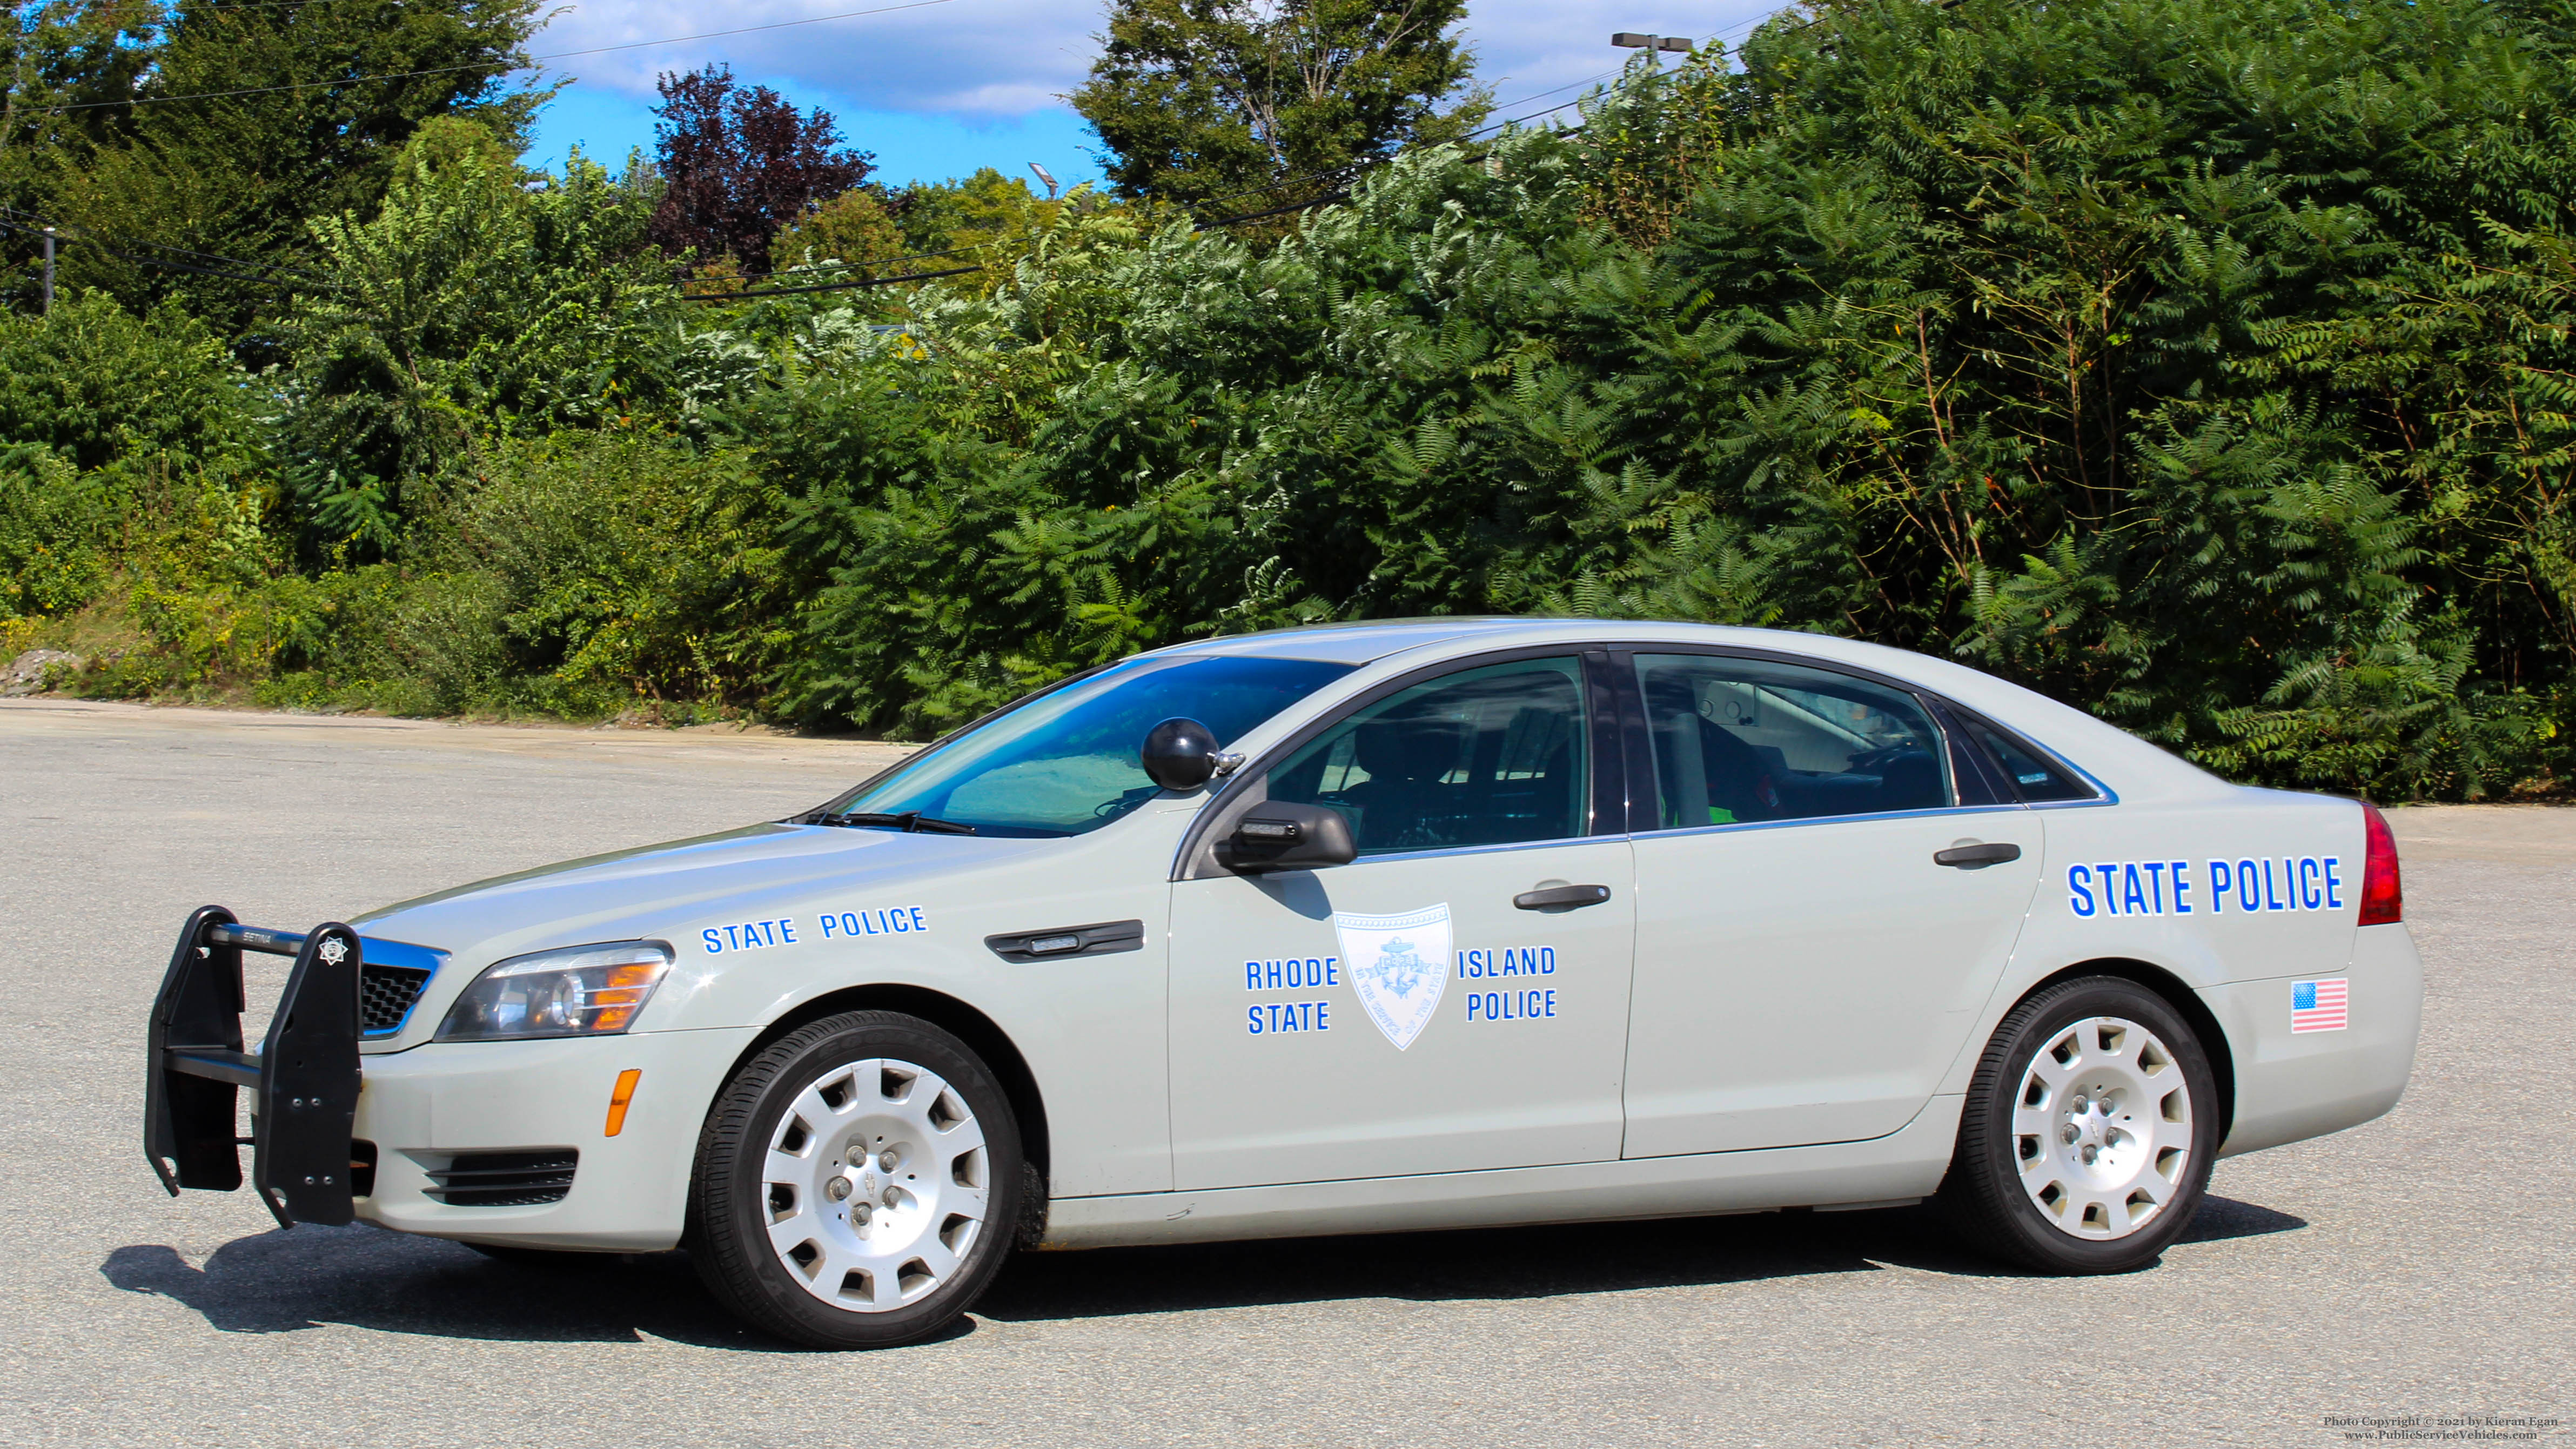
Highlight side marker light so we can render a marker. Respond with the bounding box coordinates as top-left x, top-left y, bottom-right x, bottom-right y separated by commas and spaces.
605, 1069, 642, 1137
